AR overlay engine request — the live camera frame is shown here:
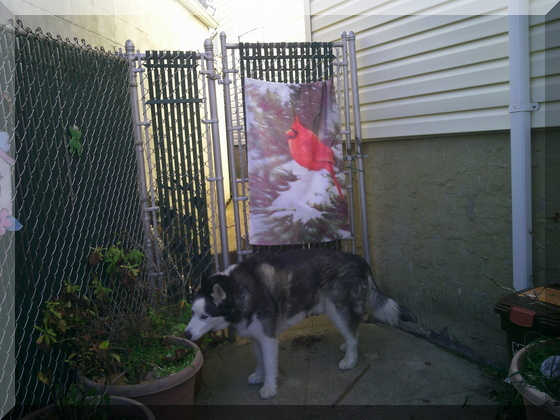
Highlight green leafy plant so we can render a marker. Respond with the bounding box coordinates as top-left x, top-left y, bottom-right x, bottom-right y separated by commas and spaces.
509, 336, 560, 401
35, 372, 112, 420
35, 243, 196, 385
68, 125, 83, 157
